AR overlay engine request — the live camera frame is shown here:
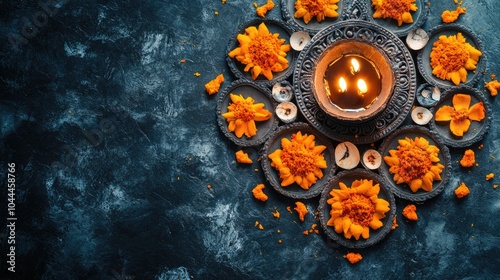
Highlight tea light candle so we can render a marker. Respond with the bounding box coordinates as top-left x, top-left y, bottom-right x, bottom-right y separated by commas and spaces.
275, 101, 297, 123
290, 31, 311, 51
272, 80, 293, 102
324, 54, 382, 111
